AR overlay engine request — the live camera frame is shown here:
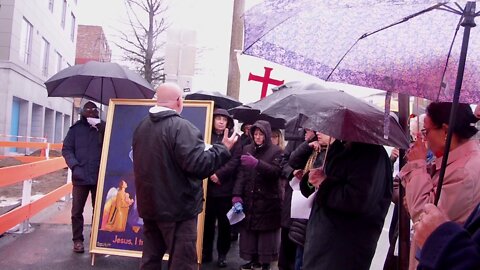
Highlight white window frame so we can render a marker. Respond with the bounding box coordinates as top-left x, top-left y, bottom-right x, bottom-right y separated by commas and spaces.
48, 0, 54, 12
40, 38, 50, 77
55, 51, 62, 73
61, 0, 67, 29
19, 18, 33, 64
70, 12, 76, 41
